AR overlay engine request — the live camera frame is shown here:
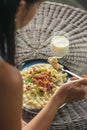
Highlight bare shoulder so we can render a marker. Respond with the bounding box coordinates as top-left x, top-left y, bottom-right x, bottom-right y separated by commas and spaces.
0, 60, 22, 130
0, 60, 23, 89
